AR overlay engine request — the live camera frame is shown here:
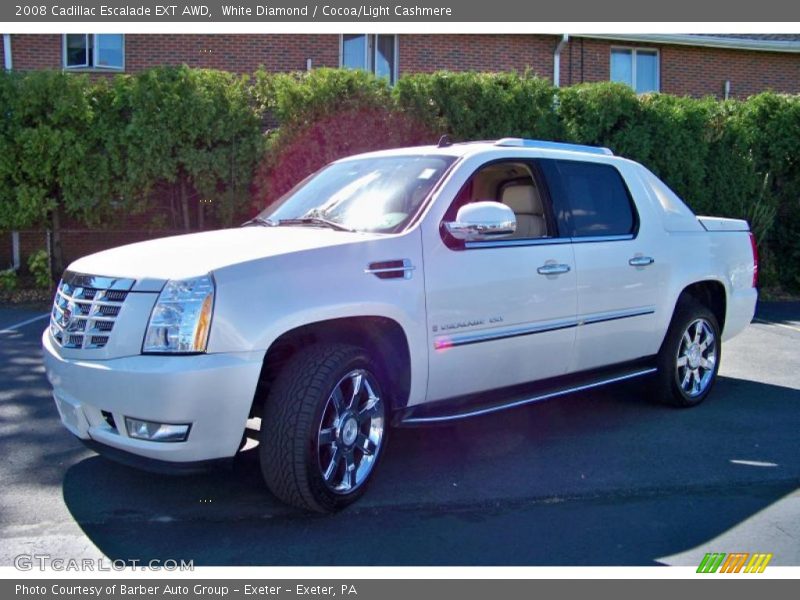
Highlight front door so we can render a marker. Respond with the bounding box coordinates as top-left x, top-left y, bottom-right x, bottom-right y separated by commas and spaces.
422, 159, 578, 403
